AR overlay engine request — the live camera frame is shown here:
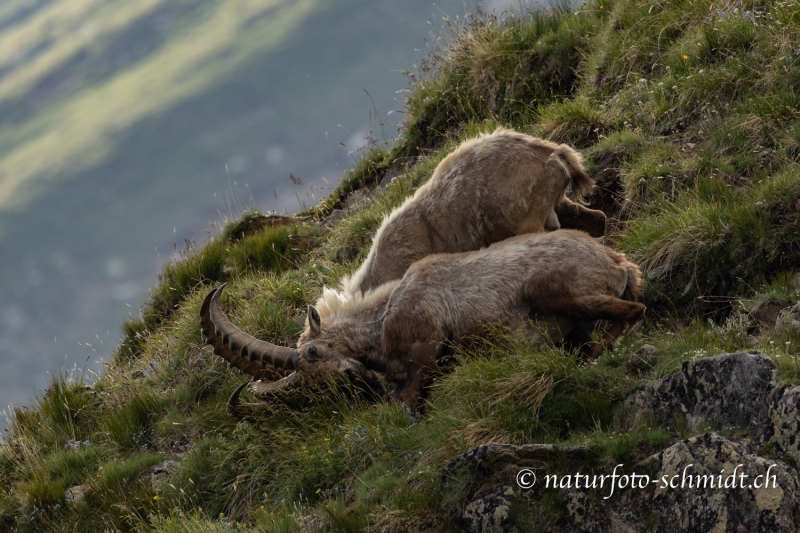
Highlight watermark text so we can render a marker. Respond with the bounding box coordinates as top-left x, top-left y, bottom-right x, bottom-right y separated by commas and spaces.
516, 464, 779, 499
